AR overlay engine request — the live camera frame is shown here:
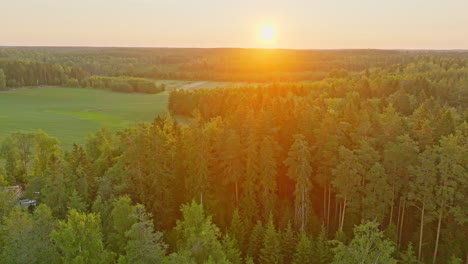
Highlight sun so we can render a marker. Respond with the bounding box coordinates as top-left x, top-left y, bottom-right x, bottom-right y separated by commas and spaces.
259, 24, 276, 44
